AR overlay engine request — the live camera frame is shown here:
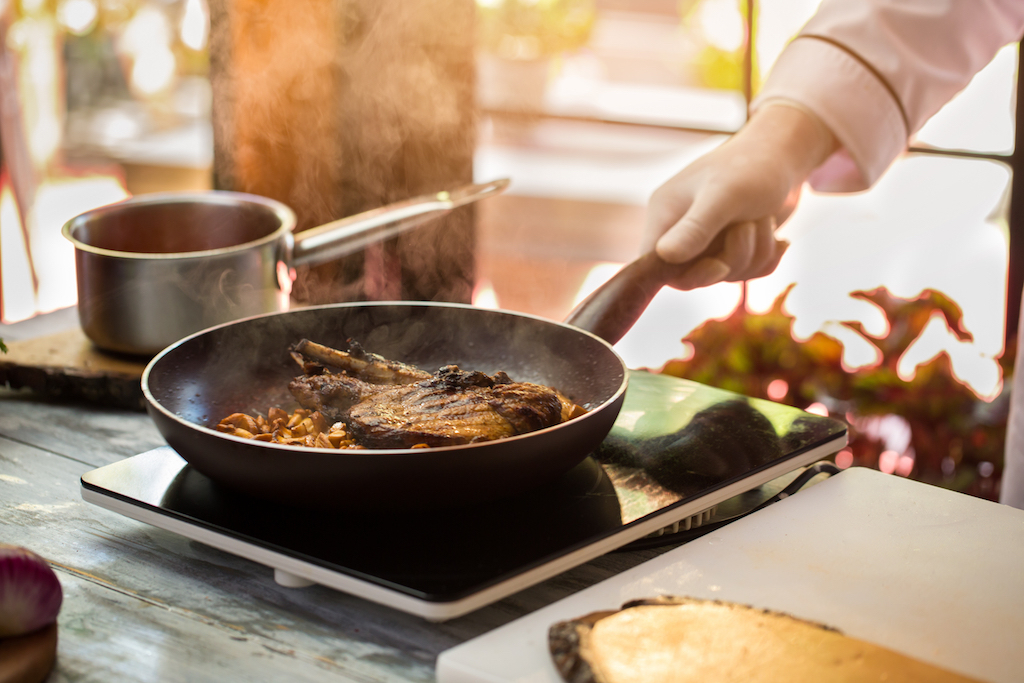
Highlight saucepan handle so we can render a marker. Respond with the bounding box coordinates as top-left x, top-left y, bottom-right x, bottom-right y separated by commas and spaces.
290, 178, 510, 268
